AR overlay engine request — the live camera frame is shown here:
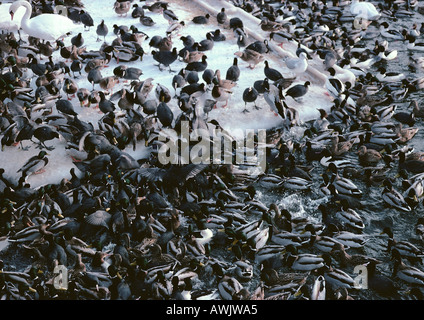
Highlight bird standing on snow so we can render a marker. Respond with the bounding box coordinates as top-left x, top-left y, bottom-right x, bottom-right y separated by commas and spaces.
242, 87, 259, 113
17, 150, 49, 179
96, 19, 108, 42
